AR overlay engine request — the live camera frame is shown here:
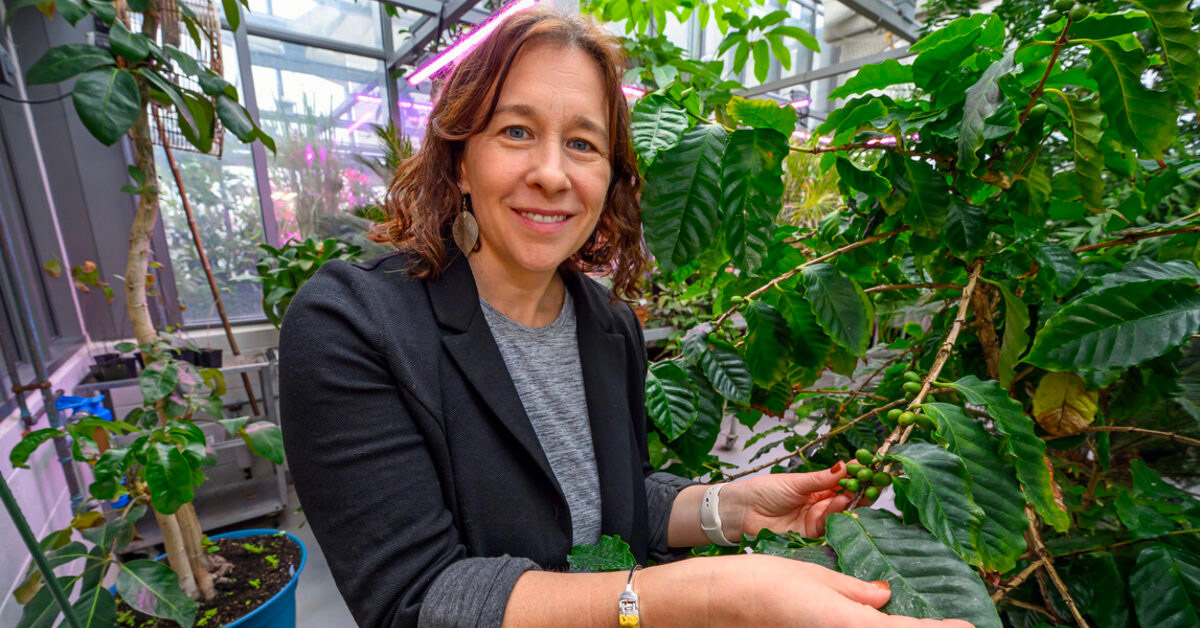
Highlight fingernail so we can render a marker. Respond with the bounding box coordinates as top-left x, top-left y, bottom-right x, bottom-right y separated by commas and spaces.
870, 580, 890, 591
831, 461, 844, 474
